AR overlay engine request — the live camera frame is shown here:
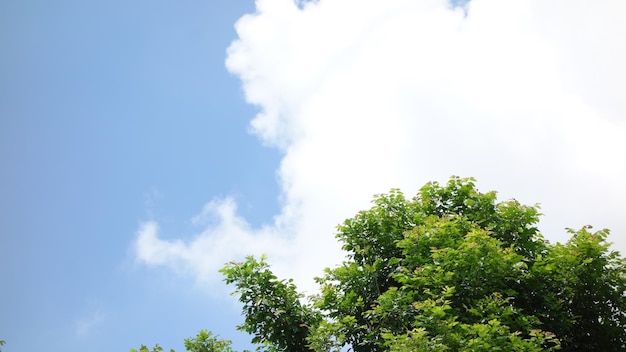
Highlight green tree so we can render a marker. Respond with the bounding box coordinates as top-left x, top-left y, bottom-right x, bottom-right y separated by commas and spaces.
134, 177, 626, 351
220, 255, 321, 351
184, 330, 236, 352
130, 343, 173, 352
224, 177, 625, 351
131, 330, 234, 352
